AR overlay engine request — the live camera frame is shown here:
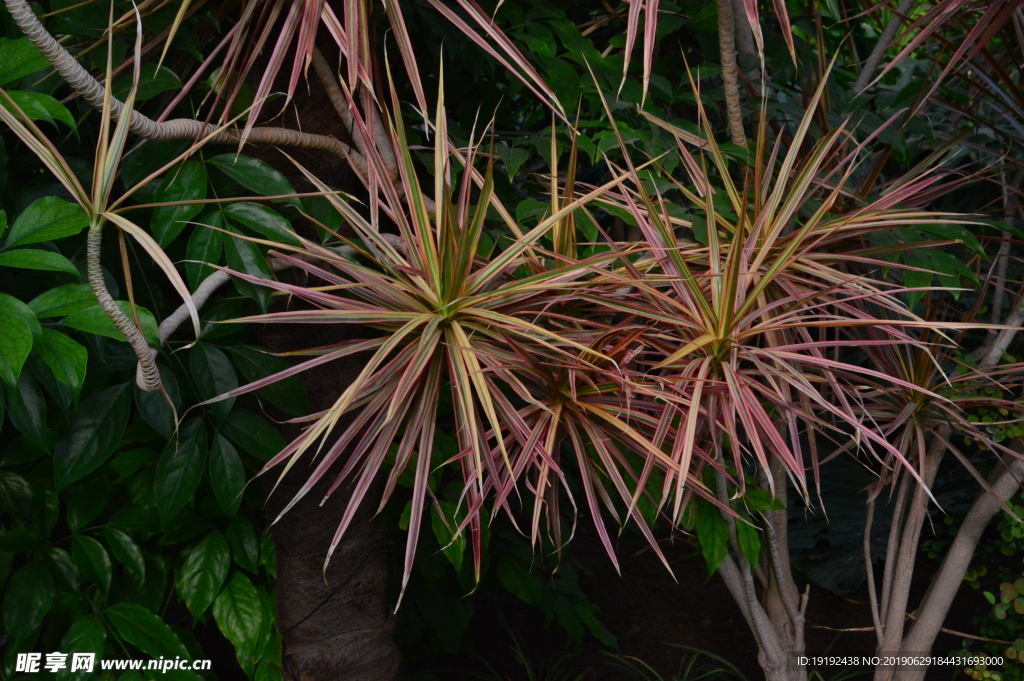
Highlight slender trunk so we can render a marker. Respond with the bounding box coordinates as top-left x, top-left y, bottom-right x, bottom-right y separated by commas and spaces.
873, 428, 948, 681
891, 458, 1024, 681
716, 0, 747, 146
